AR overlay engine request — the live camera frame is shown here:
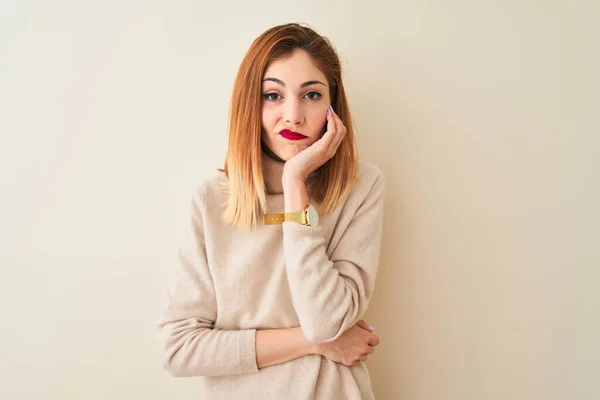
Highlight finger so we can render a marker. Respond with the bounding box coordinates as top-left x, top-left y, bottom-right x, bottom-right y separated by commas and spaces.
327, 105, 339, 133
327, 110, 346, 154
368, 334, 380, 347
322, 107, 338, 146
323, 107, 337, 146
331, 109, 346, 137
356, 320, 371, 331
